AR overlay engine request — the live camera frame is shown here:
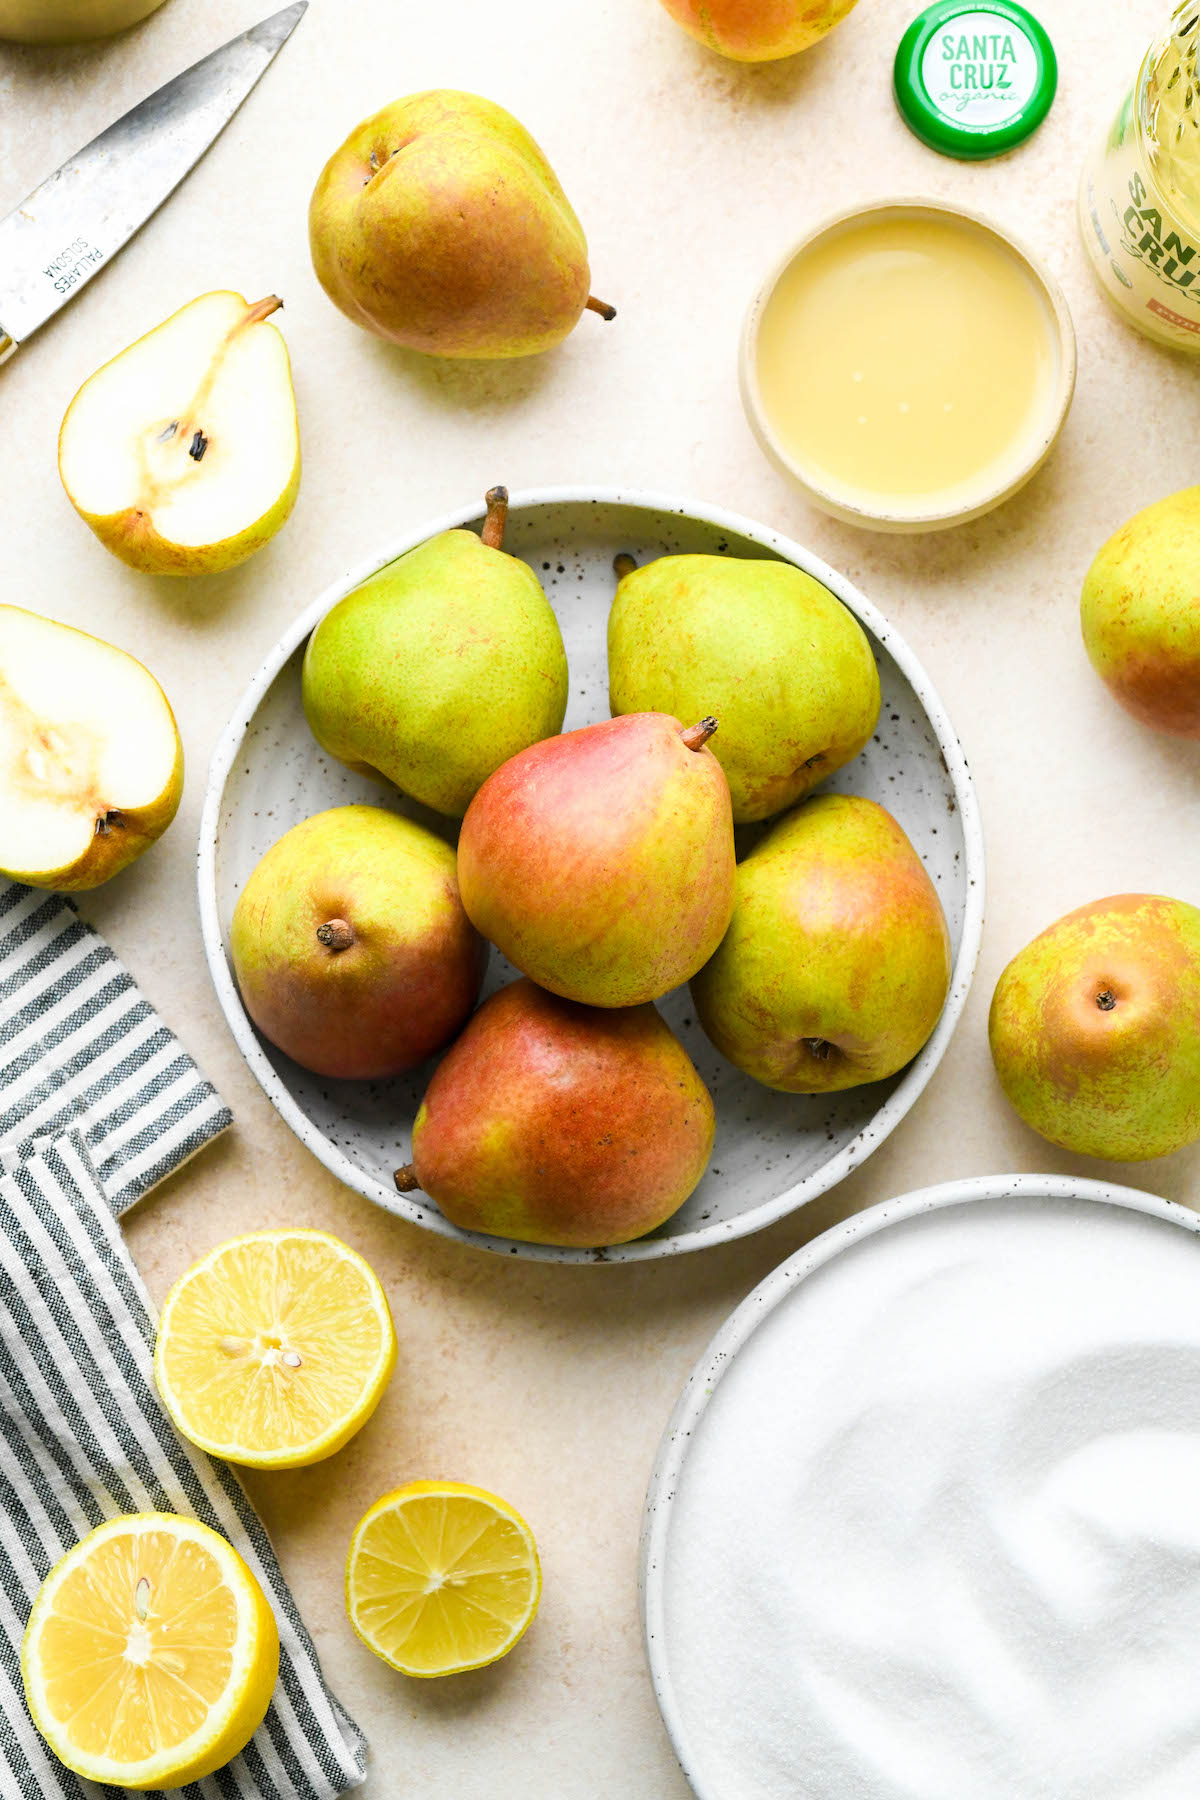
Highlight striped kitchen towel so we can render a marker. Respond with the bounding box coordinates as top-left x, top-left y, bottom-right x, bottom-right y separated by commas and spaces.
0, 885, 368, 1797
0, 881, 231, 1209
